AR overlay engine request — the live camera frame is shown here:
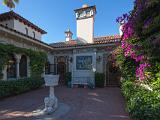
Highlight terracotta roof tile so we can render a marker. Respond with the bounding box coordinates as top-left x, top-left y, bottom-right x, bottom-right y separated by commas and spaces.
94, 35, 121, 43
50, 35, 121, 48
